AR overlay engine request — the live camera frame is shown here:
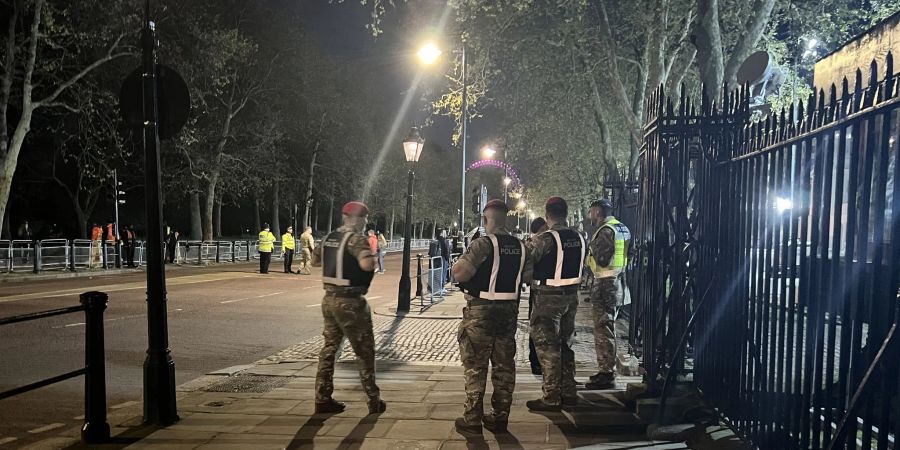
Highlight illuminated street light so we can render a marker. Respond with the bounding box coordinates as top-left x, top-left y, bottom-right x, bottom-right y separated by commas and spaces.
775, 196, 793, 213
481, 146, 496, 159
417, 42, 442, 65
503, 176, 511, 186
398, 127, 425, 312
517, 200, 526, 210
